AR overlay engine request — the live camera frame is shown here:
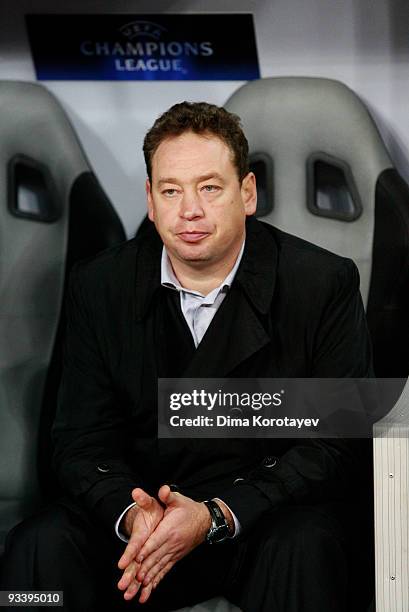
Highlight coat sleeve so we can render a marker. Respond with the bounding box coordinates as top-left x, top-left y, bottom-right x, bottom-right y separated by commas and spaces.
220, 258, 374, 532
52, 262, 141, 533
